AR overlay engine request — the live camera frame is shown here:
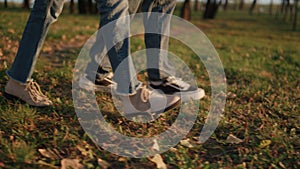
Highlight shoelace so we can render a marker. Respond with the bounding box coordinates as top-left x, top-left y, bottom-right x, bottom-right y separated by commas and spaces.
25, 81, 47, 102
167, 76, 190, 89
140, 85, 150, 103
